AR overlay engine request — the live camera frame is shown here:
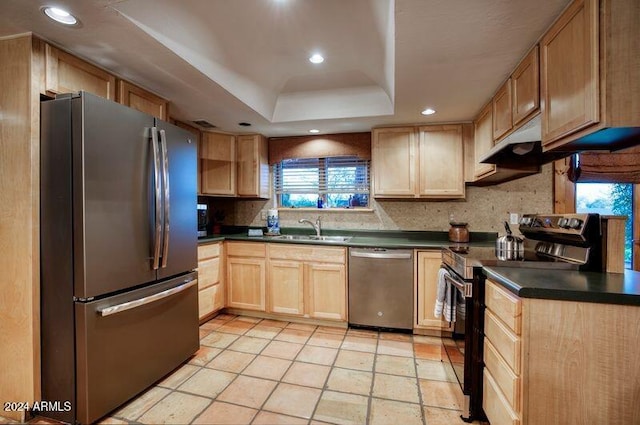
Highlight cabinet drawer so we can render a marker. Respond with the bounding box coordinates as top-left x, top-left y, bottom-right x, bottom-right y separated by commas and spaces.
198, 284, 223, 320
226, 242, 266, 257
486, 280, 522, 334
269, 244, 346, 263
484, 339, 521, 413
198, 243, 221, 260
198, 257, 221, 290
485, 310, 521, 374
483, 370, 520, 425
